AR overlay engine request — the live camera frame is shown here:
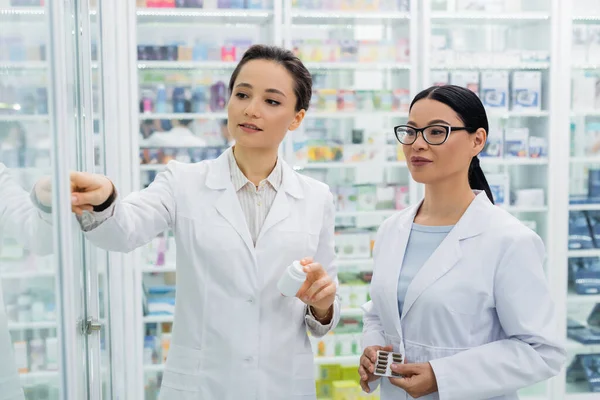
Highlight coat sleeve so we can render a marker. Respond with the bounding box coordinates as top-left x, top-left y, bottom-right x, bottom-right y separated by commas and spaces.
361, 222, 388, 393
429, 231, 567, 400
305, 190, 341, 337
0, 165, 54, 256
83, 161, 178, 253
